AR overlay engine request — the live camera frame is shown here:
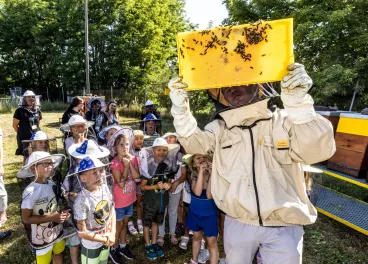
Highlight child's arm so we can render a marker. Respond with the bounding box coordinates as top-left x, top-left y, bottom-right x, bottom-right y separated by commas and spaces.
76, 219, 112, 245
107, 207, 116, 244
21, 209, 70, 225
192, 166, 205, 196
111, 170, 125, 188
140, 179, 163, 191
129, 158, 140, 179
